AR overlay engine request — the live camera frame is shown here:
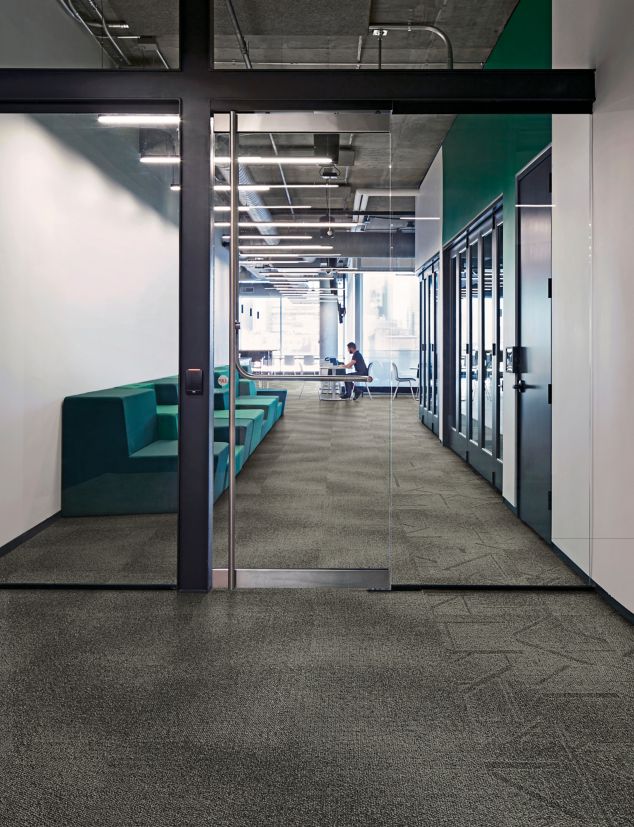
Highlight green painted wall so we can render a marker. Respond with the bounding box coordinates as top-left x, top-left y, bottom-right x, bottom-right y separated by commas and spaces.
442, 0, 552, 244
